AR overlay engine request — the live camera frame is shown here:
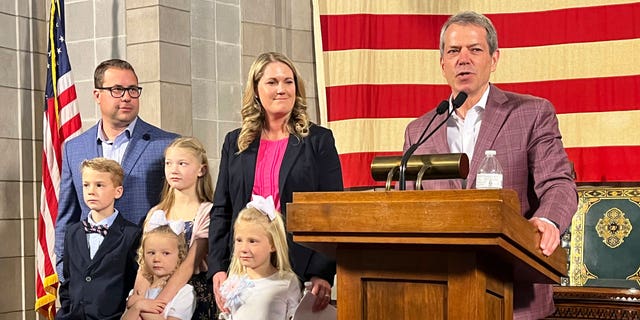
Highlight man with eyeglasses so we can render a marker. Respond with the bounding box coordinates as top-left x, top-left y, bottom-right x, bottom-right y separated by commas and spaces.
54, 59, 179, 282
